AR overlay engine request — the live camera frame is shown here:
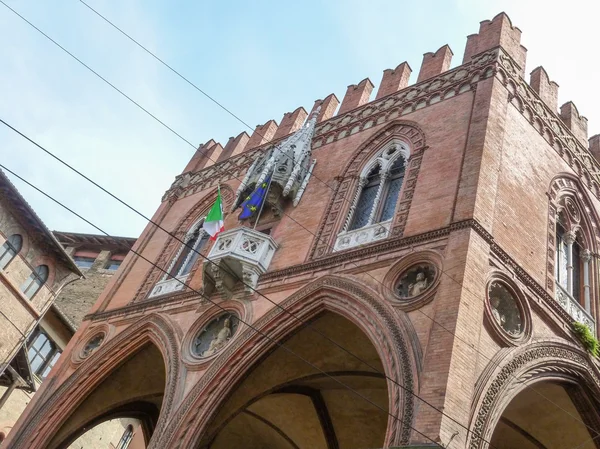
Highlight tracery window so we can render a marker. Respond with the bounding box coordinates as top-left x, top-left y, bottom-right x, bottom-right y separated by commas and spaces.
20, 265, 49, 300
0, 234, 23, 270
334, 141, 408, 251
551, 194, 595, 332
149, 219, 209, 298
